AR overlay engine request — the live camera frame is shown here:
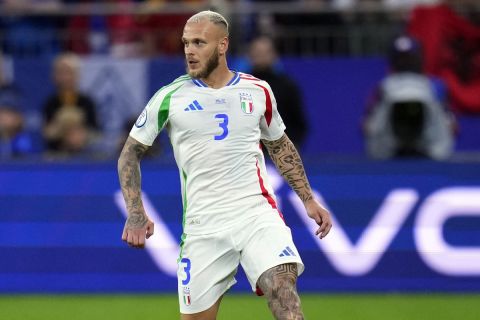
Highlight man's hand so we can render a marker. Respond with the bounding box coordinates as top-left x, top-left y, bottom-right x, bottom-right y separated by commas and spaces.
304, 199, 332, 239
122, 214, 154, 248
